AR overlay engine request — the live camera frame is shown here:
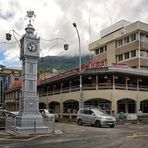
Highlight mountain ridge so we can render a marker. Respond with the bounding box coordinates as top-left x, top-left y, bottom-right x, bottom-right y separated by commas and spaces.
38, 55, 90, 73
